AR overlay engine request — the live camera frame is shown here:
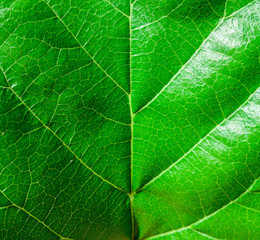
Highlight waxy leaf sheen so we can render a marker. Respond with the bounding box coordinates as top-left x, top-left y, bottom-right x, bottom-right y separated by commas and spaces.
0, 0, 259, 239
